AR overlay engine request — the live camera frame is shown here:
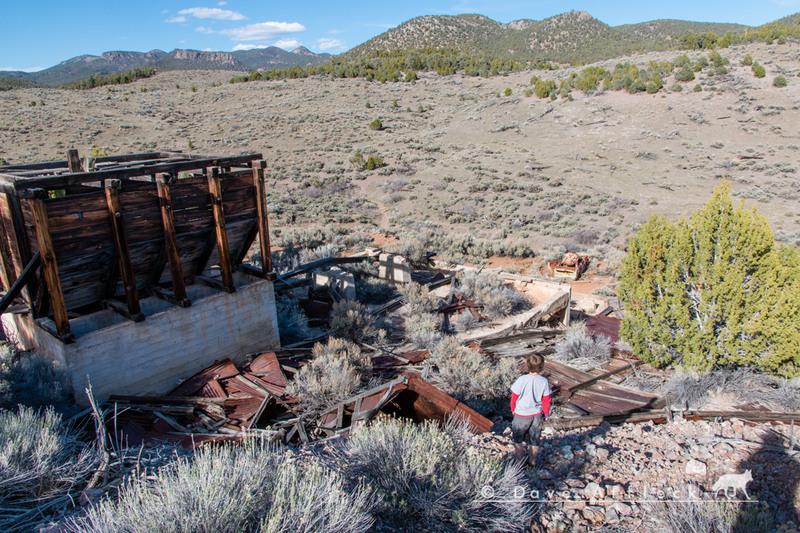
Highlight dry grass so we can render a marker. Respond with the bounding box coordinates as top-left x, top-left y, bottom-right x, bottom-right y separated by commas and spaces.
334, 417, 534, 532
552, 323, 612, 371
